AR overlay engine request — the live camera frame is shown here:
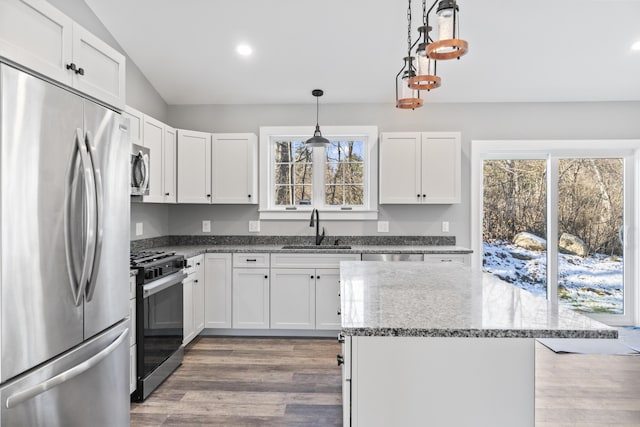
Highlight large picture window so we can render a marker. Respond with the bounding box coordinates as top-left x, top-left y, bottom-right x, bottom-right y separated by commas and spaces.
259, 126, 378, 220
